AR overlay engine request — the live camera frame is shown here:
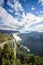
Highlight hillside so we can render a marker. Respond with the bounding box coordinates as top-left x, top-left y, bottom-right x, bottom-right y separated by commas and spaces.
18, 32, 43, 56
0, 32, 43, 65
0, 32, 13, 43
16, 44, 43, 65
